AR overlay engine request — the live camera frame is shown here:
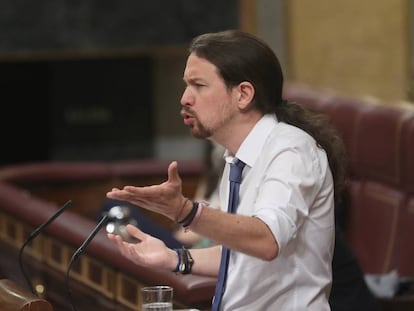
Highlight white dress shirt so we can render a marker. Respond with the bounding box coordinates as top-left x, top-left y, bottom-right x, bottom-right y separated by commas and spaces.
219, 114, 335, 310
